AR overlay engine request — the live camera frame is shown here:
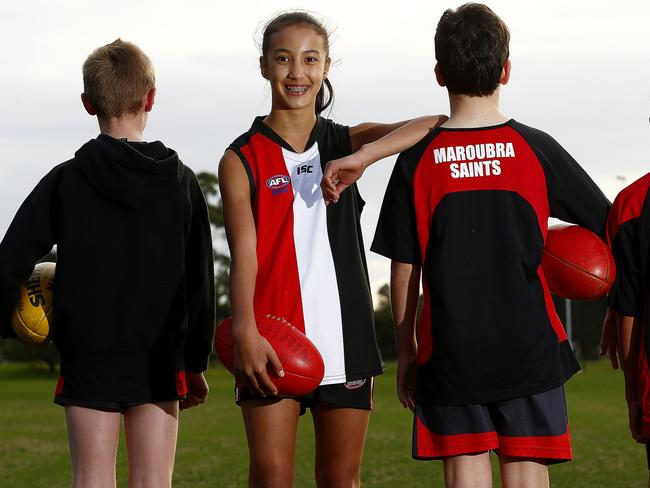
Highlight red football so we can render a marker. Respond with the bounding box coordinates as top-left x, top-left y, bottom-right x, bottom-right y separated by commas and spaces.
215, 314, 325, 397
541, 224, 616, 300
